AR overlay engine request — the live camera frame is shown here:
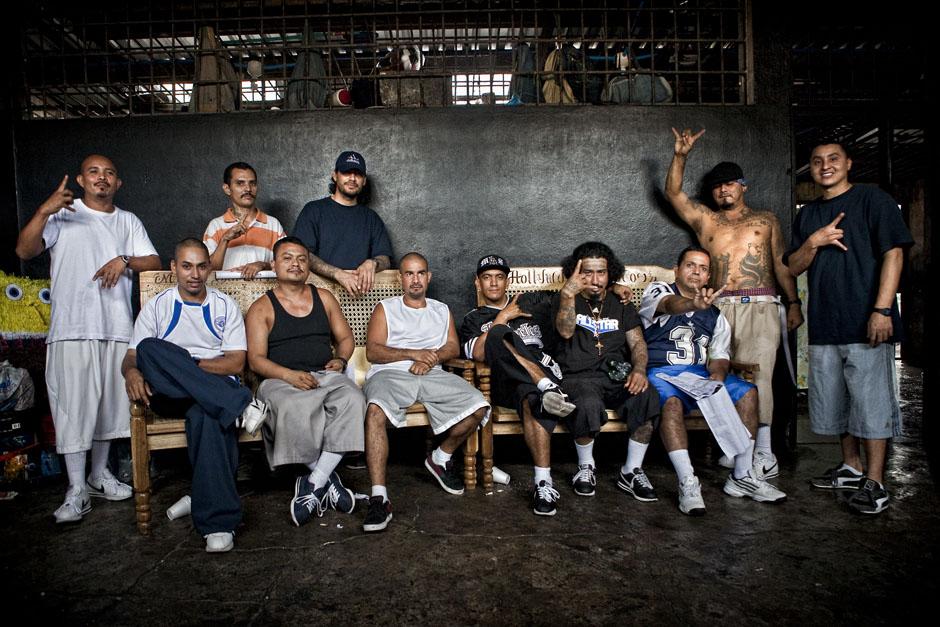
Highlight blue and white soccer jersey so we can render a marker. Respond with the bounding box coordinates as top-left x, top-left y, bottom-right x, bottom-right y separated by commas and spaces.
639, 281, 753, 410
130, 287, 247, 361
